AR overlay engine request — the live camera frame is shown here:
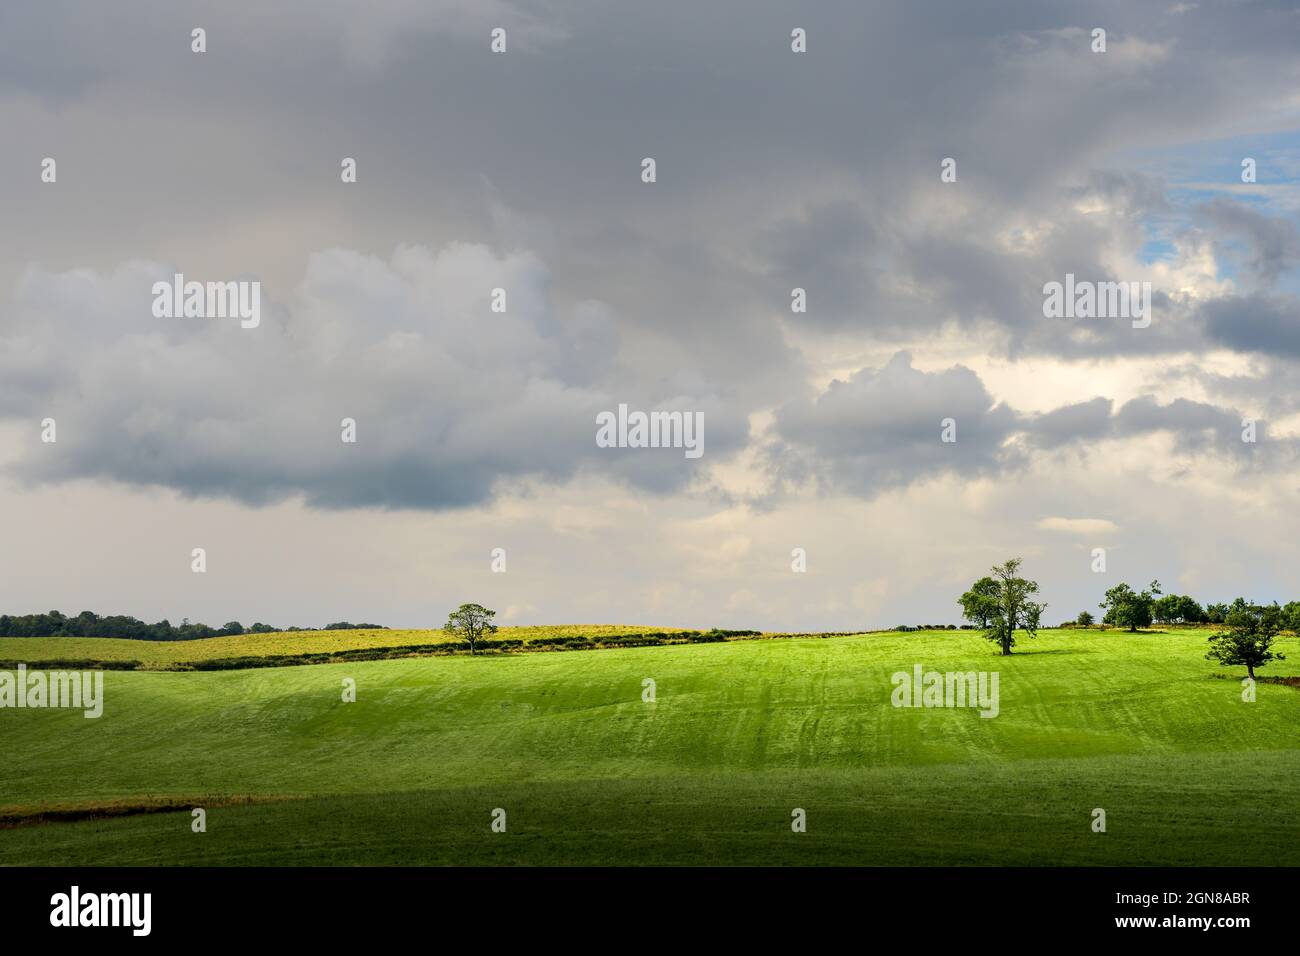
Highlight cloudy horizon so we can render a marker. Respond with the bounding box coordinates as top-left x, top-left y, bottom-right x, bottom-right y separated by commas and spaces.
2, 0, 1299, 632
